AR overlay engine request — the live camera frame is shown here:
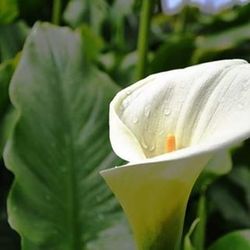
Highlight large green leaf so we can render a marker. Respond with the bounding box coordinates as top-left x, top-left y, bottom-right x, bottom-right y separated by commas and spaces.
208, 230, 250, 250
4, 22, 134, 250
